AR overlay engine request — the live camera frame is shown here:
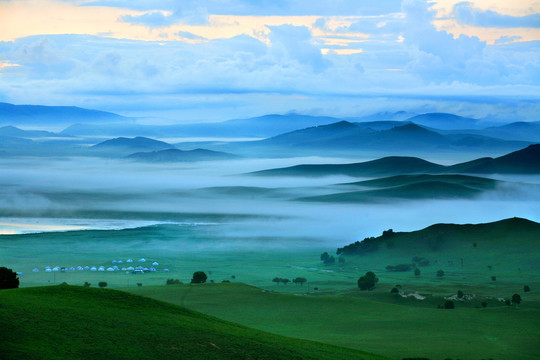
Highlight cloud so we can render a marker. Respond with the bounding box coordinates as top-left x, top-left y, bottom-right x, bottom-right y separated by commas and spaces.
121, 6, 209, 27
267, 24, 329, 73
453, 2, 540, 28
